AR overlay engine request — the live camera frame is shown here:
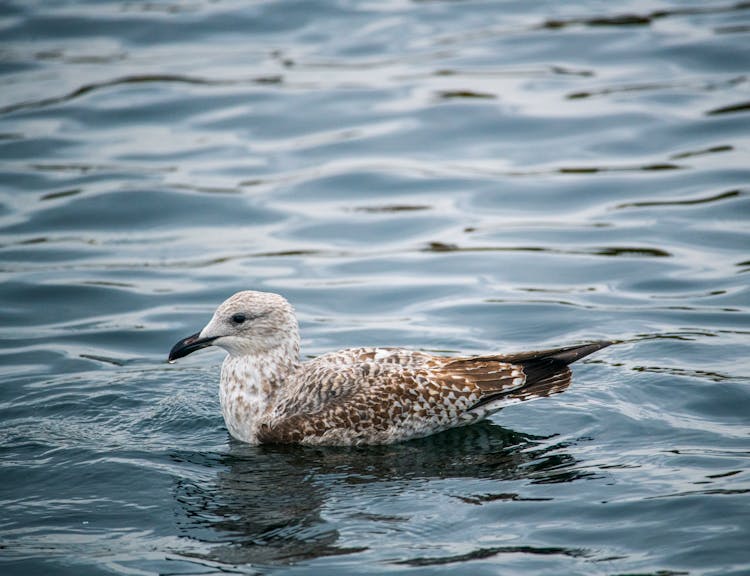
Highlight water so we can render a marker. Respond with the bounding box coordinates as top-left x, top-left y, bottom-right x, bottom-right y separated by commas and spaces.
1, 0, 749, 574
